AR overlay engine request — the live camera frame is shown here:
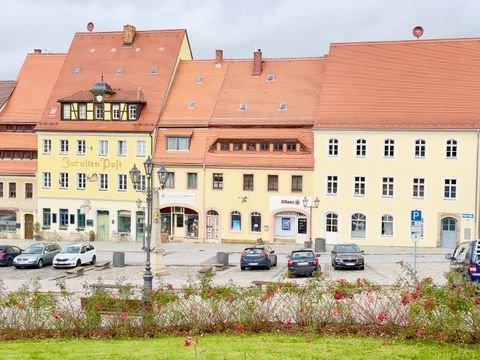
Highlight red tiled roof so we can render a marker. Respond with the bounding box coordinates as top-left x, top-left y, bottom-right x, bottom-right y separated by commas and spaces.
0, 160, 36, 175
160, 57, 326, 127
0, 53, 65, 124
315, 37, 480, 129
0, 81, 16, 109
0, 133, 37, 150
36, 29, 189, 132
